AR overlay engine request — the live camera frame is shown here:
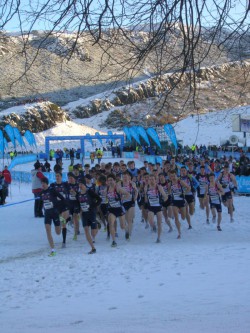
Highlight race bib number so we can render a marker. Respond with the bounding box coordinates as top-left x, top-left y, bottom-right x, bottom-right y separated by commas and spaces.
44, 201, 53, 209
81, 203, 89, 212
148, 196, 160, 206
